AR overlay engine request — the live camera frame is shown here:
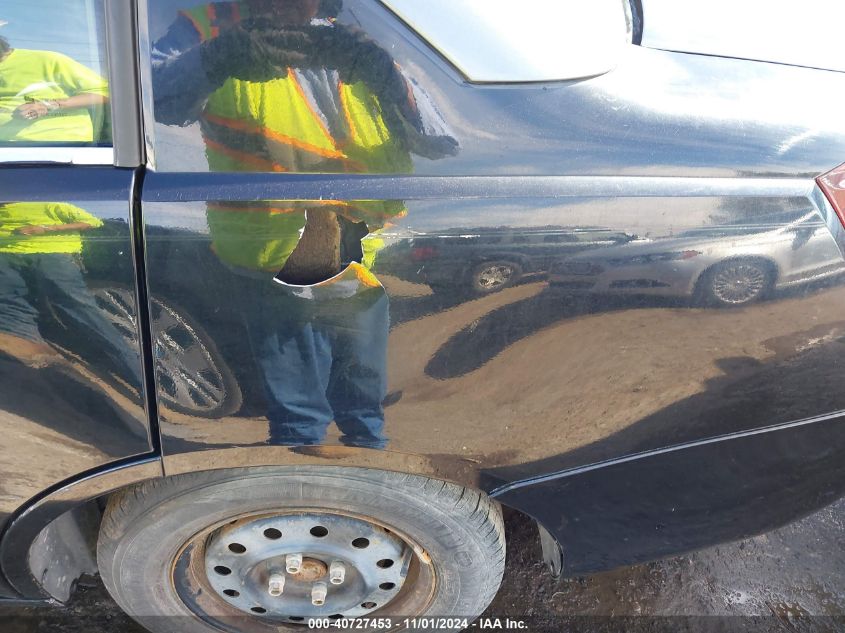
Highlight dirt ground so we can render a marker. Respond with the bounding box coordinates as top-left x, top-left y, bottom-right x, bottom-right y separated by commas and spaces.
2, 495, 844, 633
